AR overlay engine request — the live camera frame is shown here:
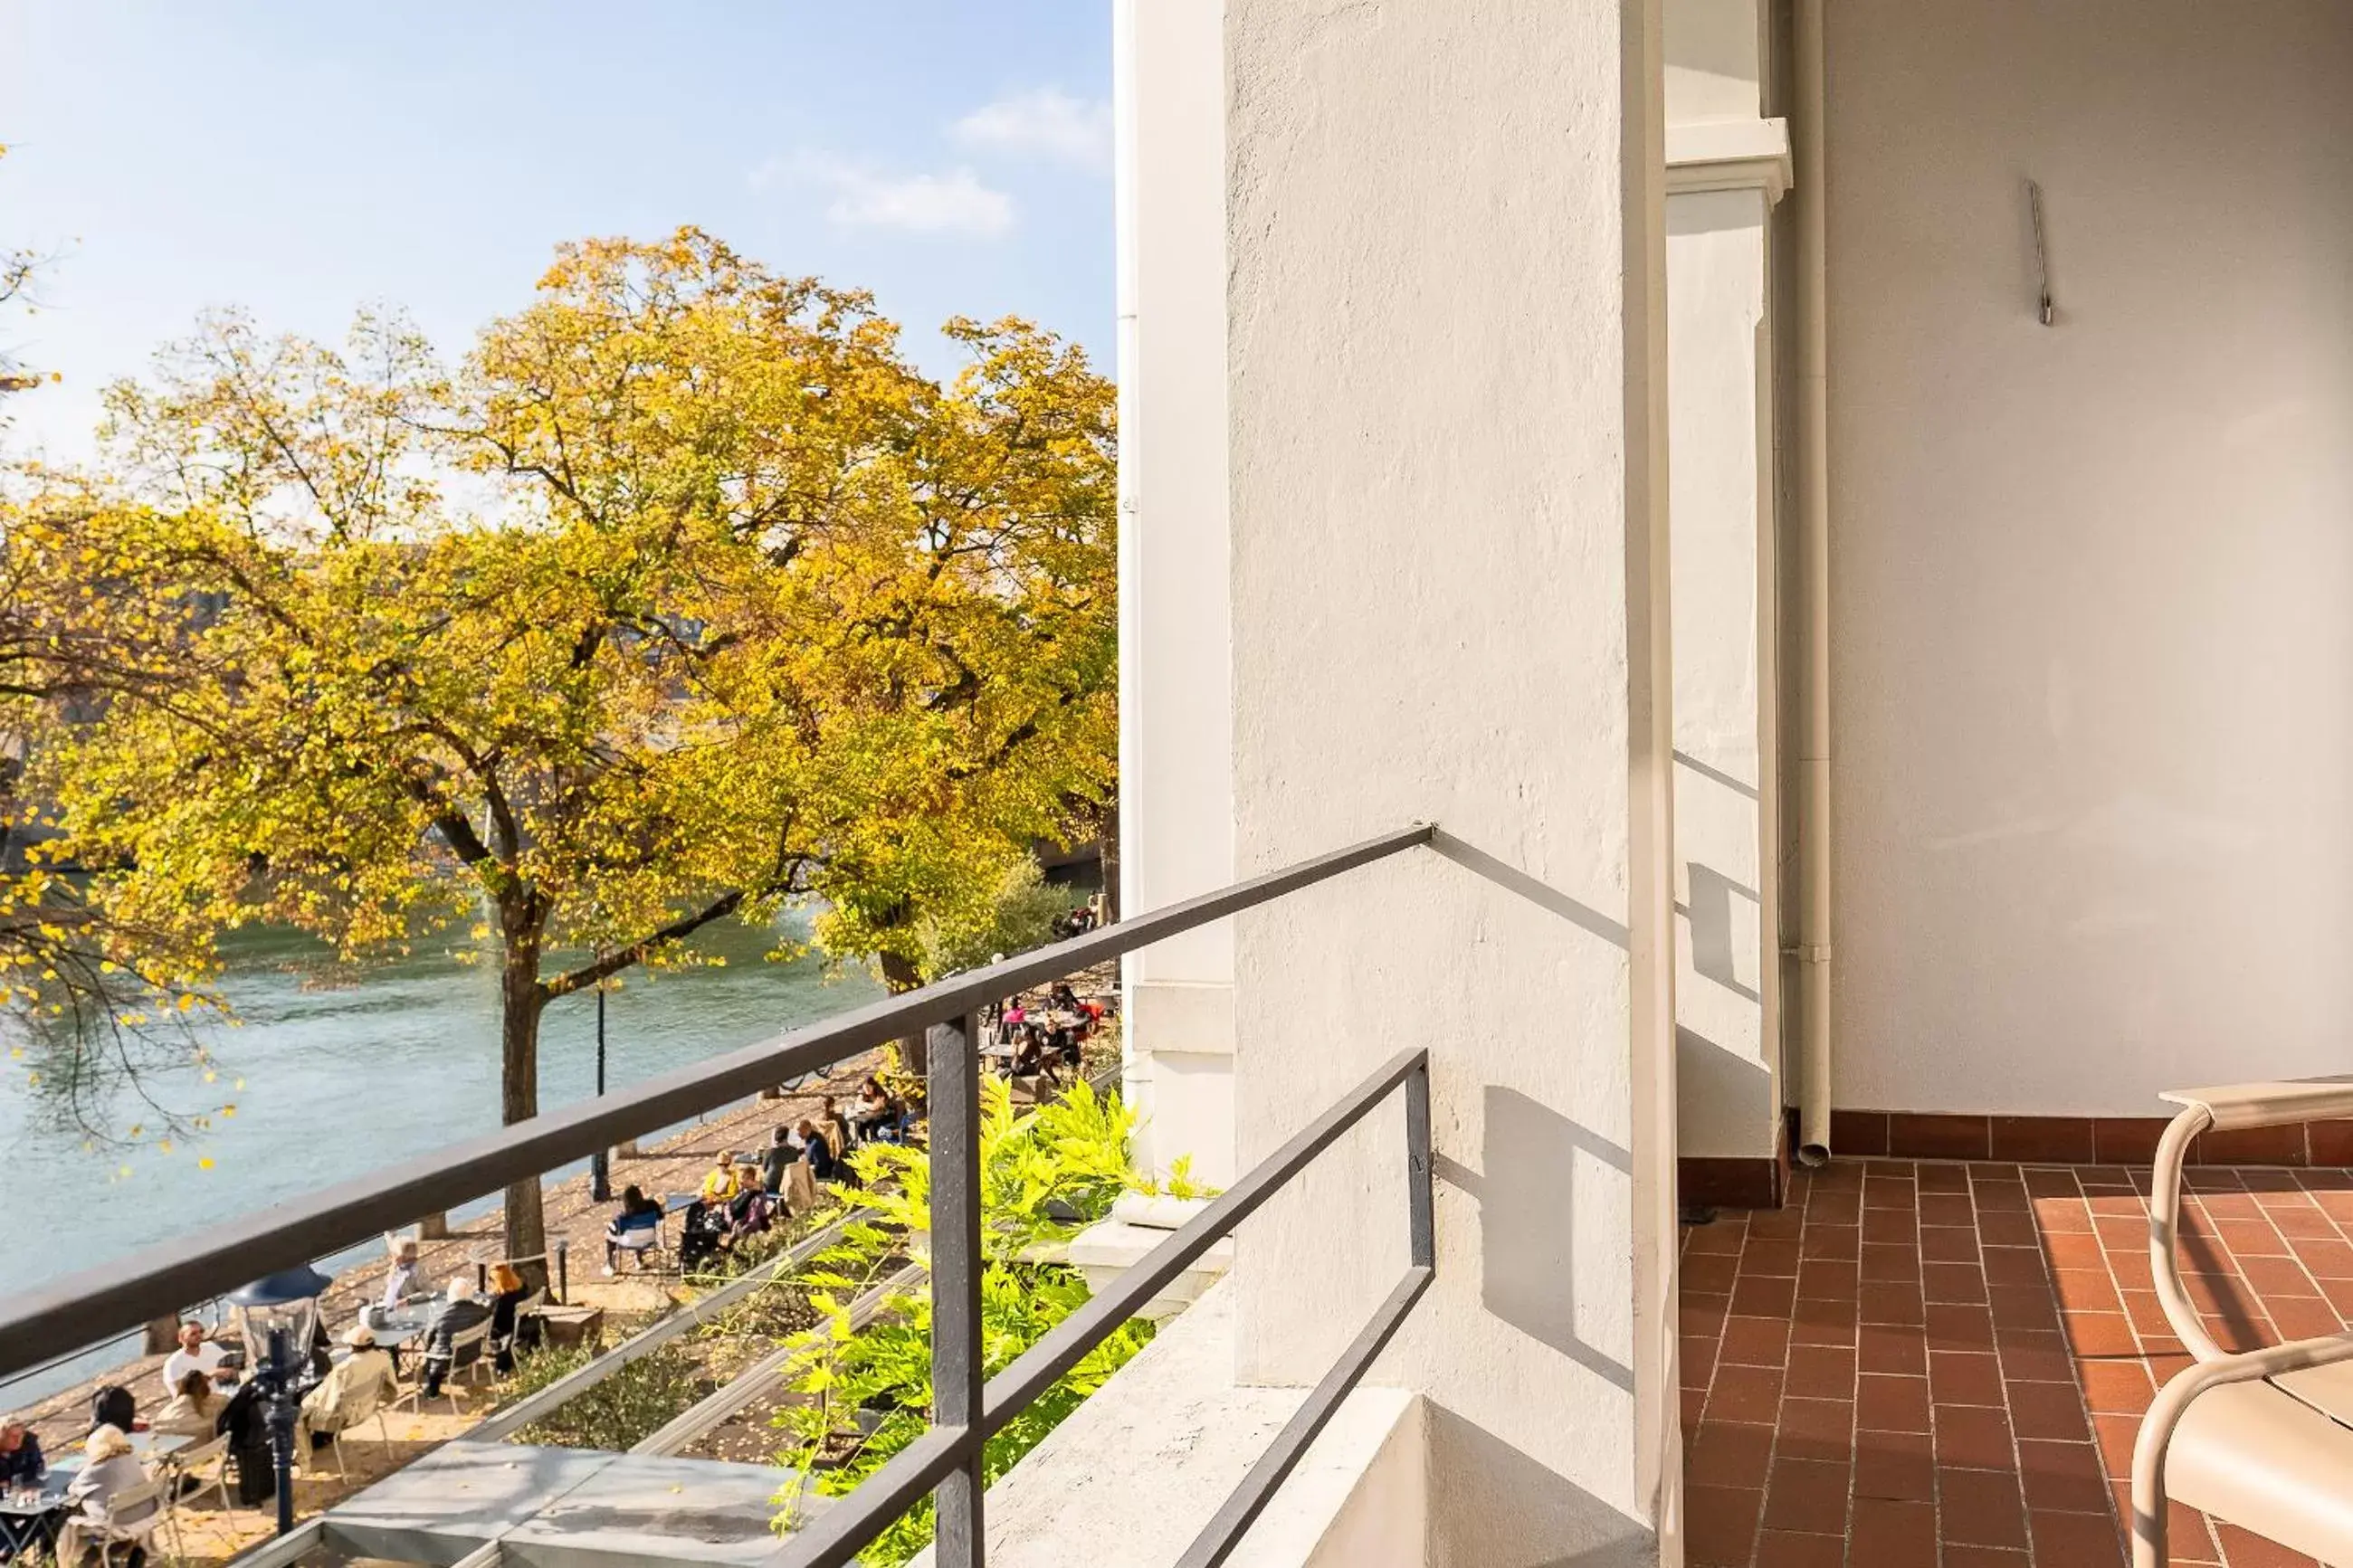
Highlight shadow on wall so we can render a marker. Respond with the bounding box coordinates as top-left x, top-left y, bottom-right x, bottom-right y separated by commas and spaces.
1434, 1089, 1636, 1395
1683, 862, 1760, 1004
1421, 829, 1640, 1394
1424, 1403, 1662, 1568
